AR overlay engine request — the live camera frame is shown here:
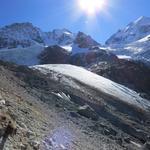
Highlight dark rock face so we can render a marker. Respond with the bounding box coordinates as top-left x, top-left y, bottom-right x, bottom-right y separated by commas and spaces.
89, 59, 150, 98
38, 45, 70, 64
38, 45, 118, 67
74, 32, 100, 48
71, 47, 118, 67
